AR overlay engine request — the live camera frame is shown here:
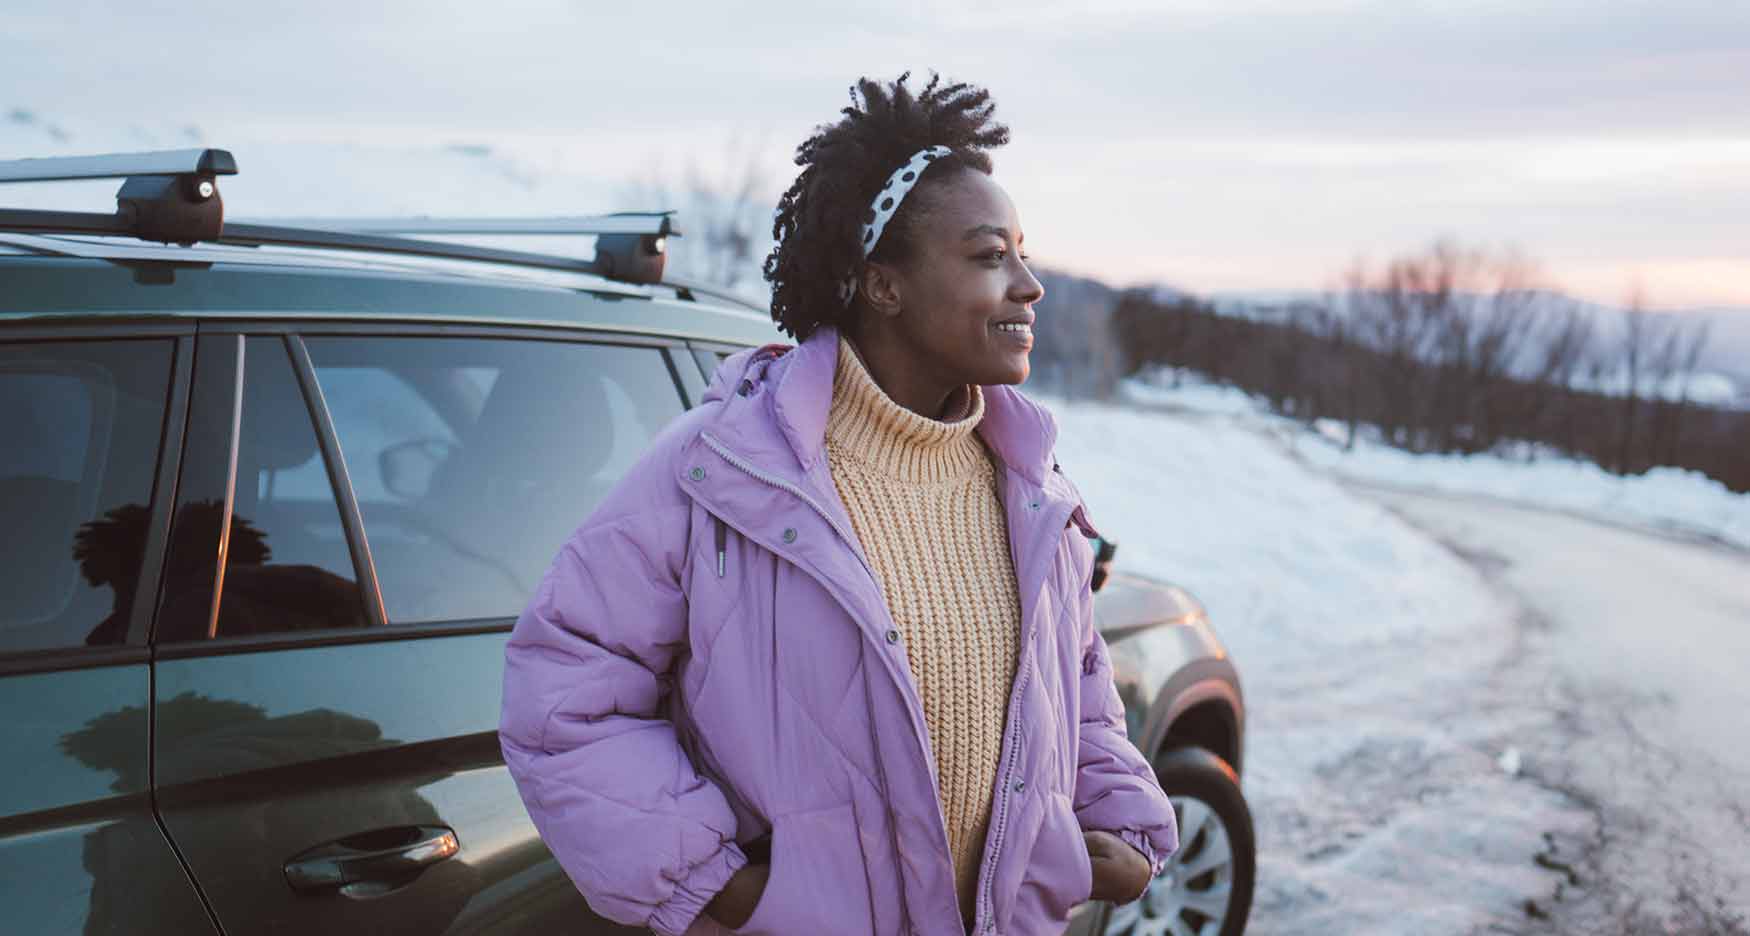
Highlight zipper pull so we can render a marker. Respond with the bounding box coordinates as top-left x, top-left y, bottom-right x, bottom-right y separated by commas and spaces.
714, 516, 727, 578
